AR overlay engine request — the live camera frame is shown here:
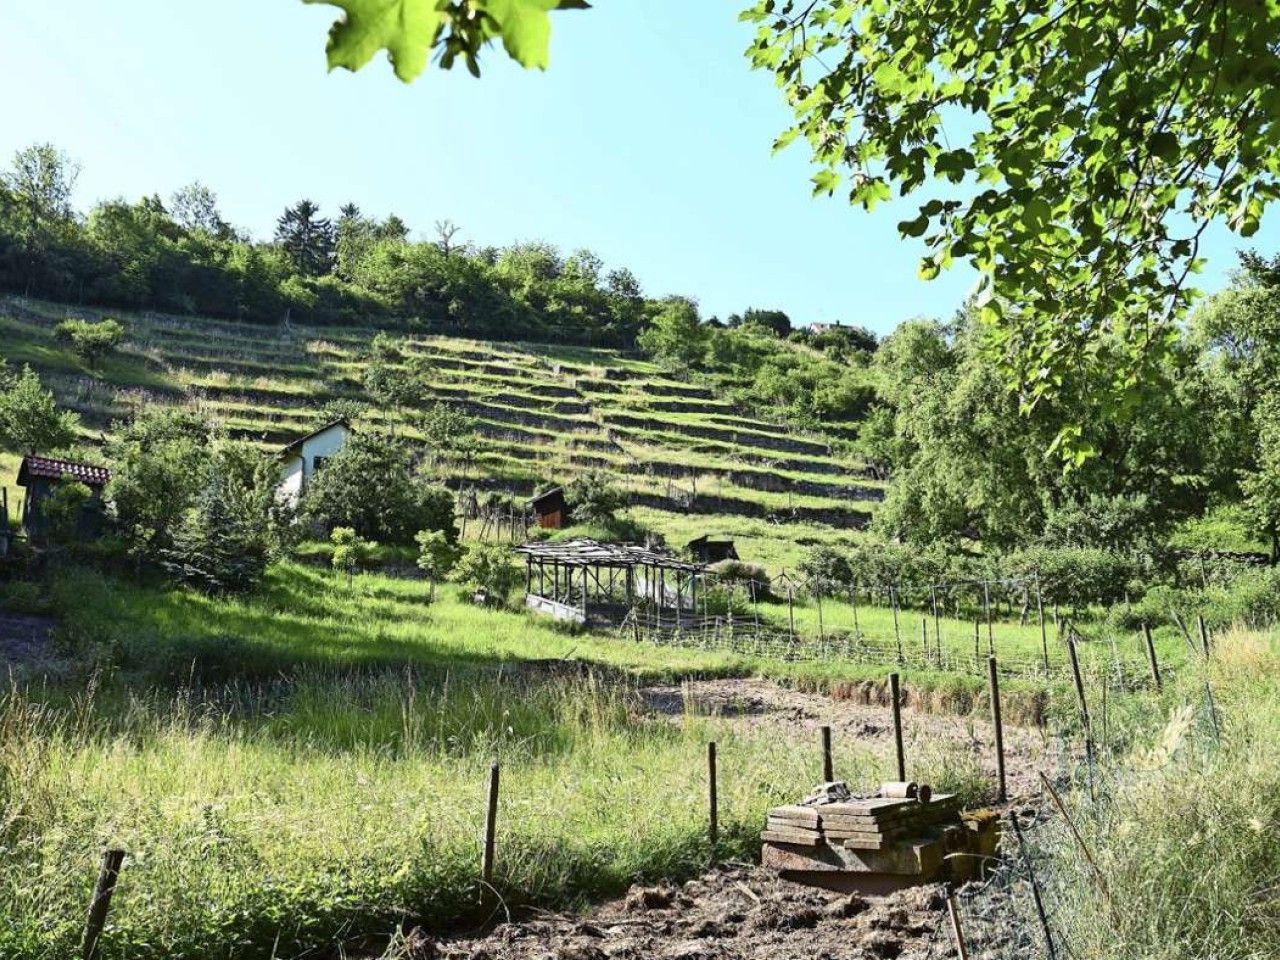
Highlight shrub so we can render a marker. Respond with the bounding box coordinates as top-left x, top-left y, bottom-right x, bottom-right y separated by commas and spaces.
53, 317, 124, 366
0, 363, 80, 455
331, 527, 377, 587
41, 480, 94, 544
300, 432, 456, 545
1003, 546, 1139, 610
564, 470, 626, 526
709, 558, 771, 598
160, 443, 278, 594
107, 409, 213, 553
415, 529, 462, 599
452, 542, 522, 604
797, 545, 853, 597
